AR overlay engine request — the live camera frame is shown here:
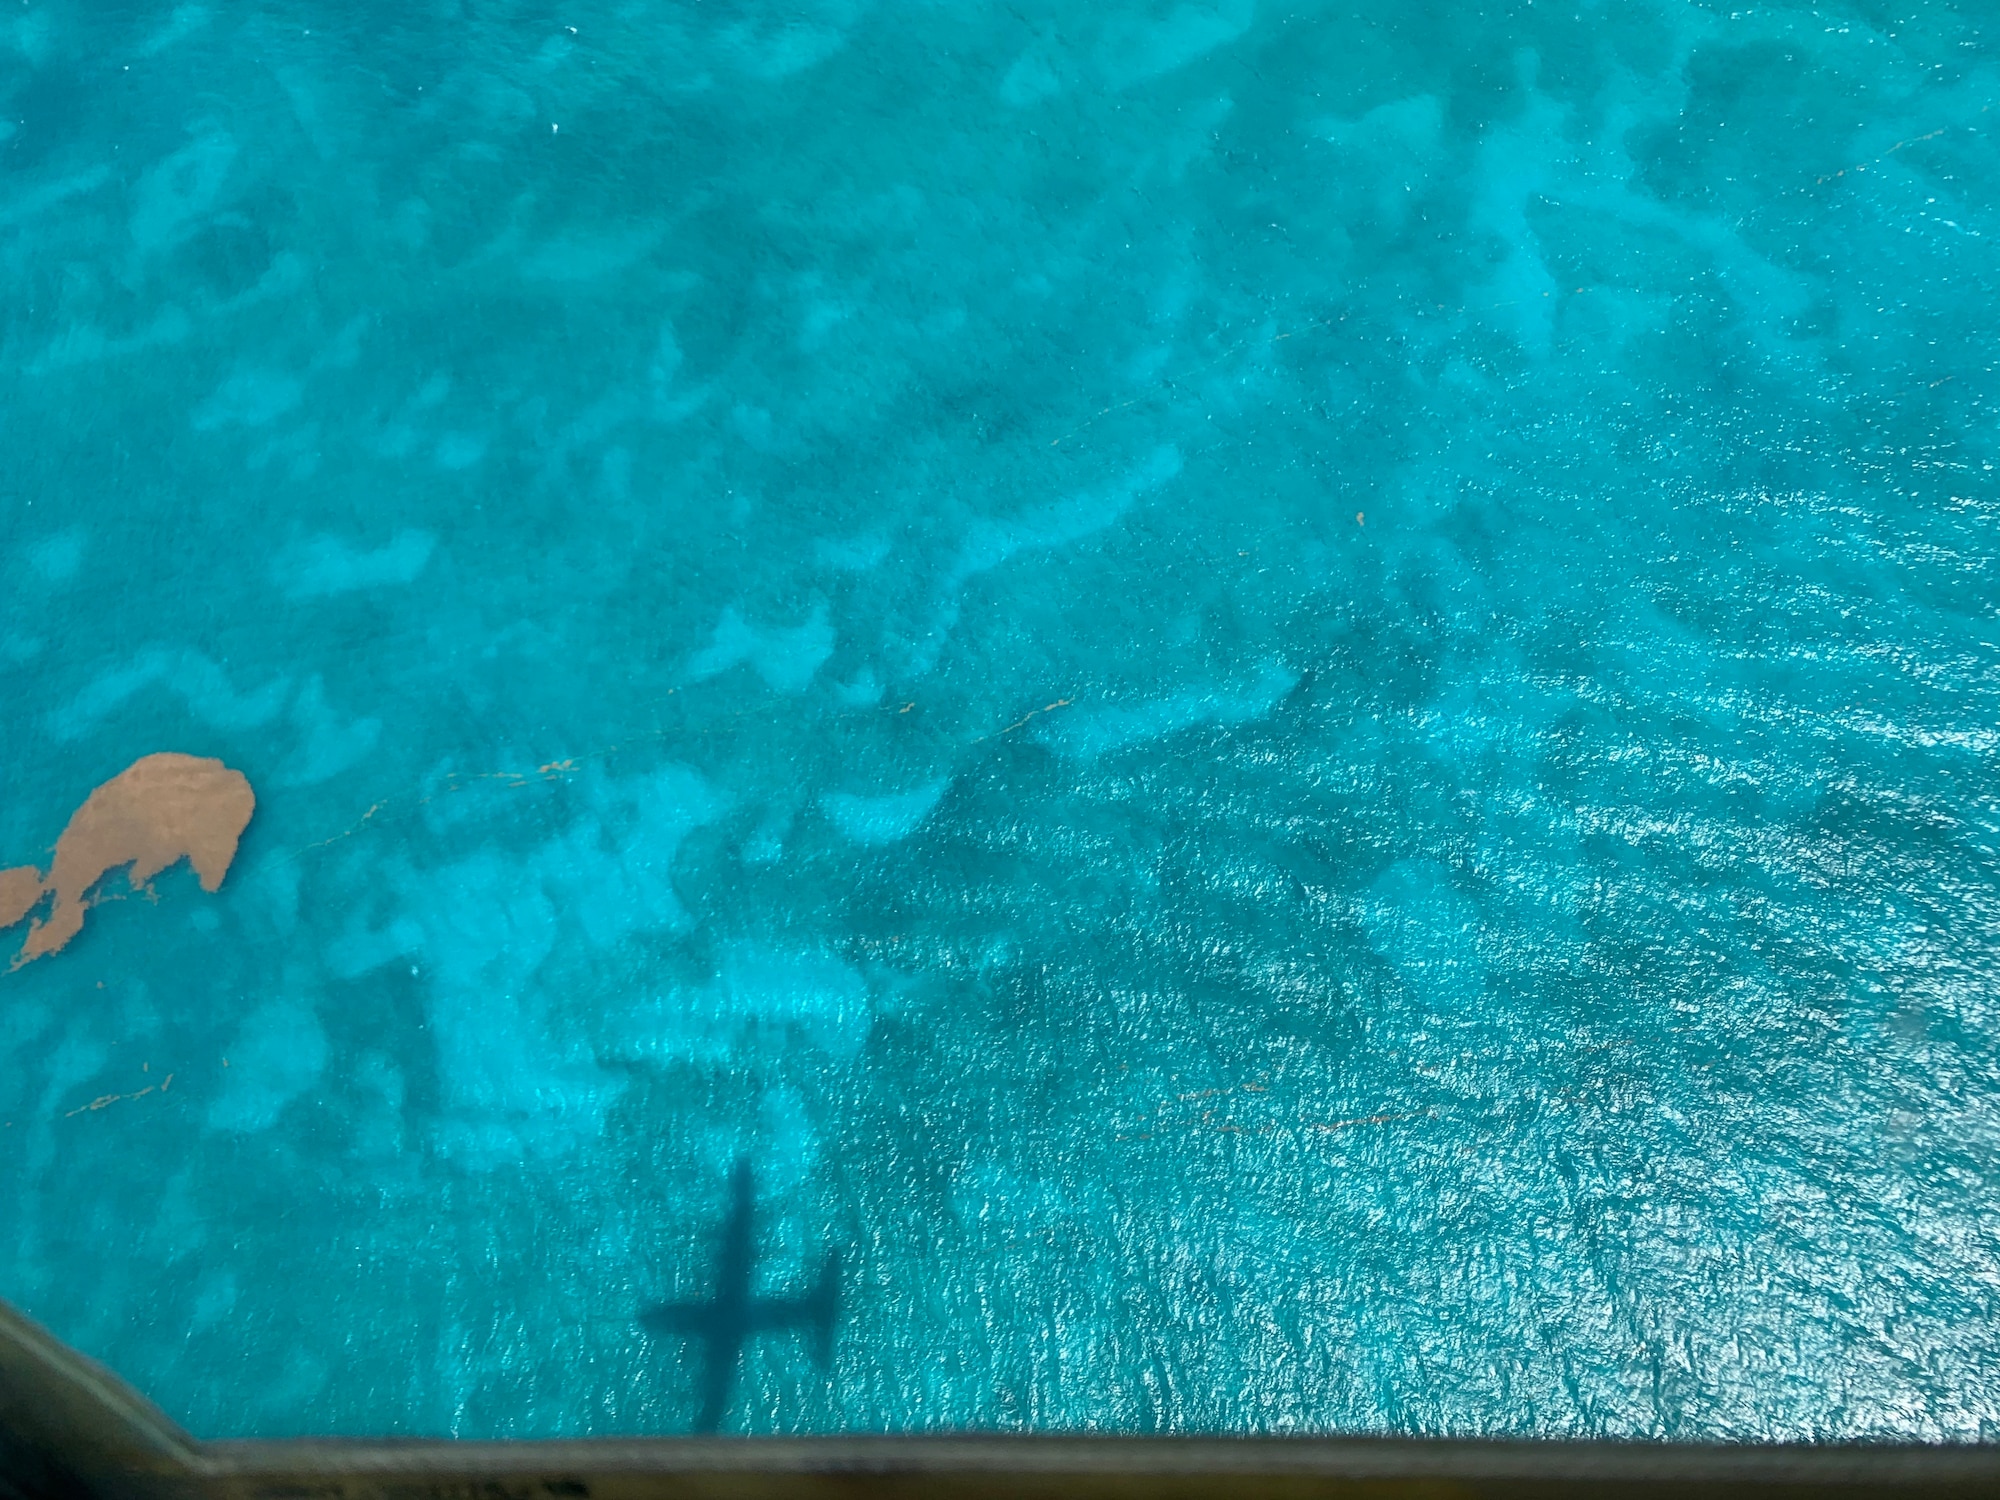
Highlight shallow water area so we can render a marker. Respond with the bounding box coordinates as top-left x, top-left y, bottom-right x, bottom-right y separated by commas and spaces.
2, 0, 1999, 1443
